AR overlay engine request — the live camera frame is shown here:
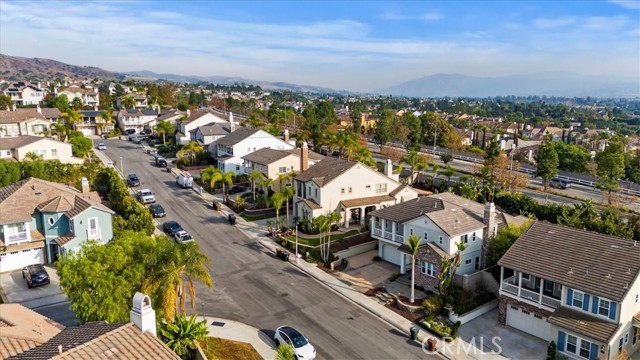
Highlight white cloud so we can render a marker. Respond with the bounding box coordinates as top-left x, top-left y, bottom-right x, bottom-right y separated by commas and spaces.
379, 10, 444, 22
533, 16, 576, 29
609, 0, 640, 9
421, 11, 444, 21
583, 15, 628, 31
